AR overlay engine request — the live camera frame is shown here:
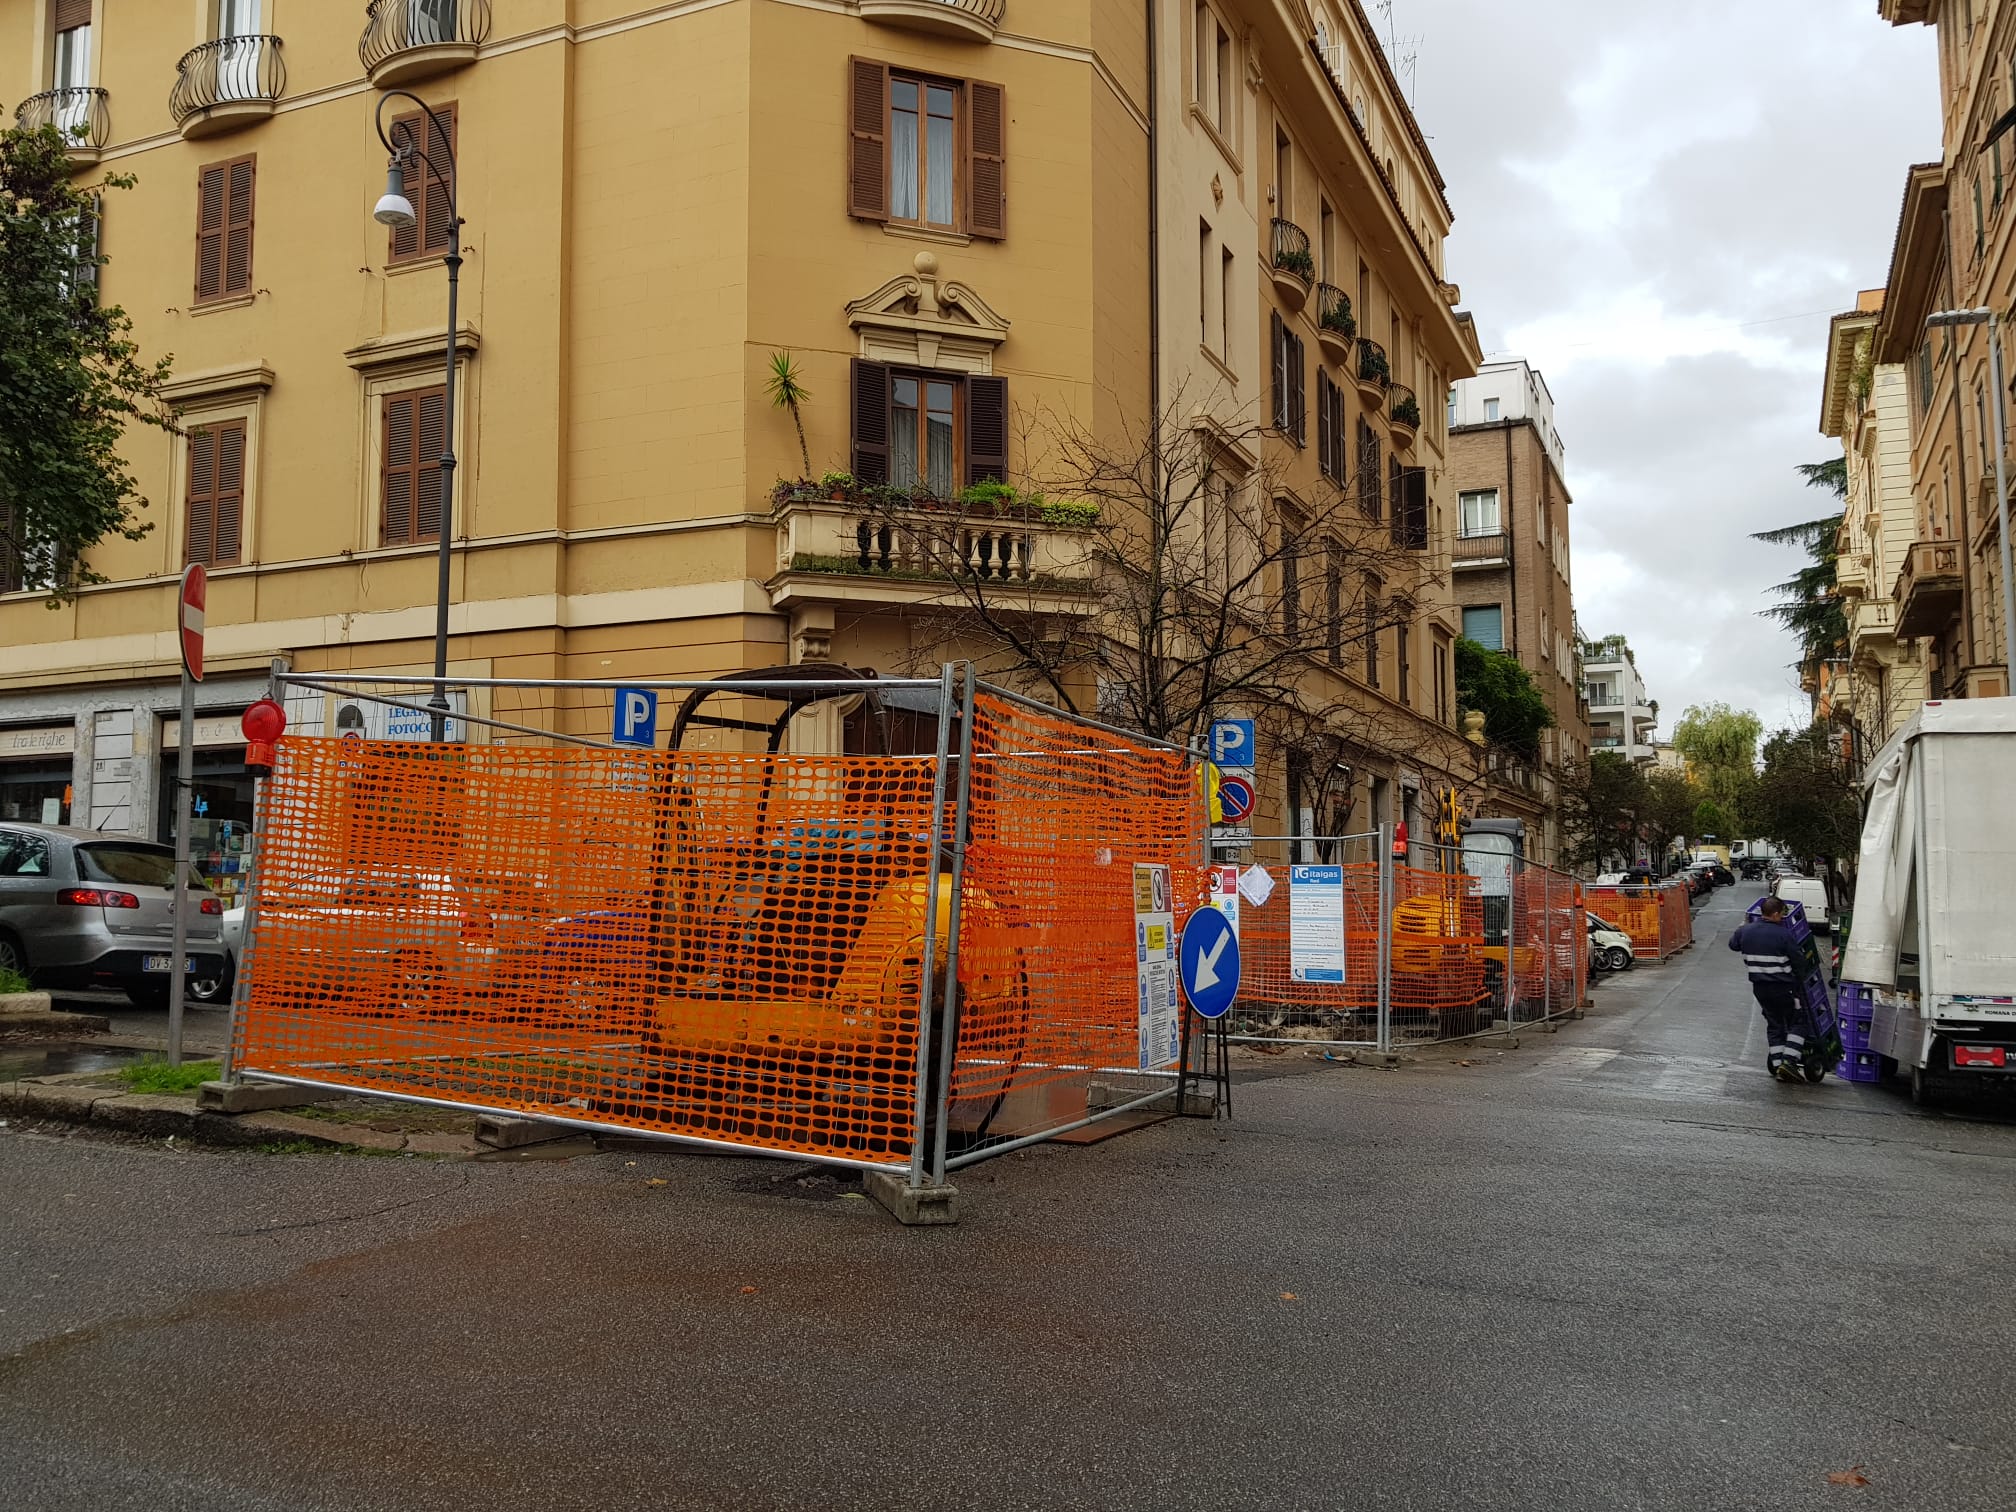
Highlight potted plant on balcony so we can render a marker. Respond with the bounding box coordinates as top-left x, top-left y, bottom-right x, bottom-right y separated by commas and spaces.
1391, 394, 1421, 431
1320, 293, 1356, 340
1358, 343, 1390, 387
1273, 244, 1315, 284
820, 469, 855, 502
